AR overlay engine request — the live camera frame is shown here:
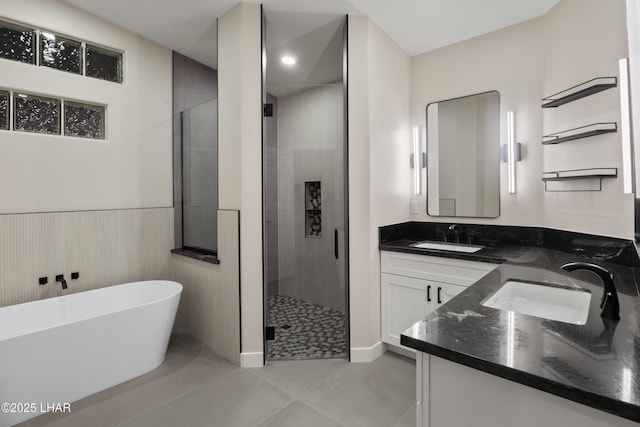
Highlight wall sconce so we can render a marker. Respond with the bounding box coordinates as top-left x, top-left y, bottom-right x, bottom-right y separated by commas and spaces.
411, 126, 425, 195
502, 111, 522, 194
619, 58, 634, 194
